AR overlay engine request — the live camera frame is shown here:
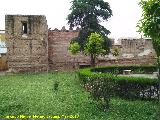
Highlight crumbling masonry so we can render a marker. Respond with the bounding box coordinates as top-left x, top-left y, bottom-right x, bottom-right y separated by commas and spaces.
5, 15, 157, 72
5, 15, 48, 72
